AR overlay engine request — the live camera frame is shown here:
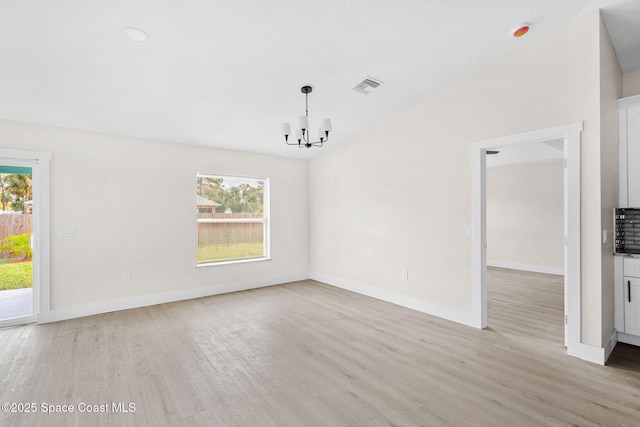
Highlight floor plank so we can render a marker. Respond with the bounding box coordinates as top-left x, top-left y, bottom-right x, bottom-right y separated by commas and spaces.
1, 268, 639, 426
